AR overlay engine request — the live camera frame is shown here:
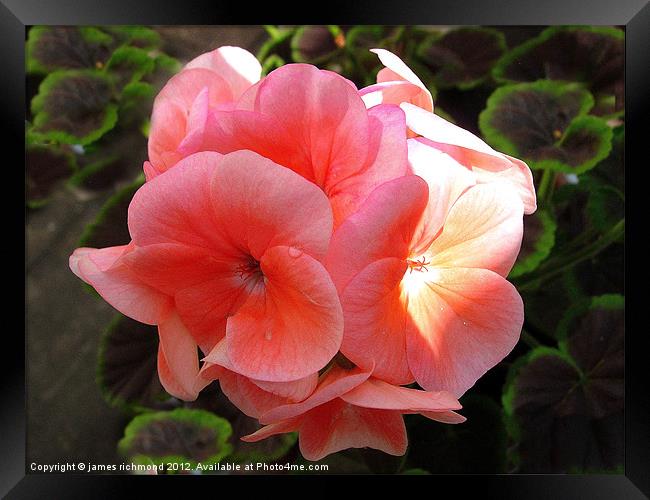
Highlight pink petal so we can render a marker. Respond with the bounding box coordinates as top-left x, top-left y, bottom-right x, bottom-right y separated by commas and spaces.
259, 365, 372, 424
148, 69, 233, 172
401, 103, 537, 214
340, 377, 461, 412
142, 161, 160, 181
325, 174, 429, 294
419, 410, 467, 424
407, 138, 476, 255
157, 311, 211, 401
365, 48, 433, 111
122, 243, 244, 352
405, 267, 524, 397
218, 369, 289, 418
184, 46, 262, 99
128, 151, 229, 250
241, 418, 303, 443
69, 246, 171, 325
328, 104, 409, 225
223, 246, 343, 382
299, 399, 407, 461
251, 373, 319, 402
338, 257, 414, 385
360, 80, 425, 109
203, 64, 406, 226
427, 183, 524, 277
176, 86, 210, 156
209, 150, 333, 261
